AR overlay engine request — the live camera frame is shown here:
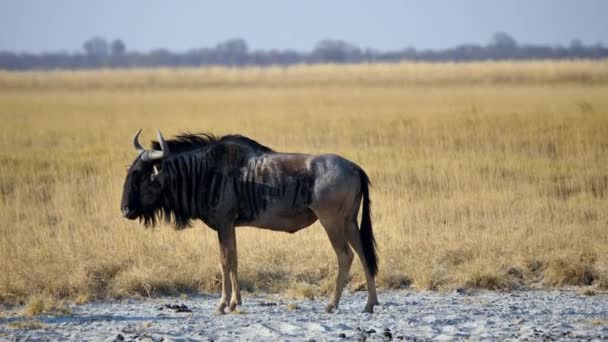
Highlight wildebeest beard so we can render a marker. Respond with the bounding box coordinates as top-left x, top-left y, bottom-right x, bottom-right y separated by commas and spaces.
143, 154, 217, 230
